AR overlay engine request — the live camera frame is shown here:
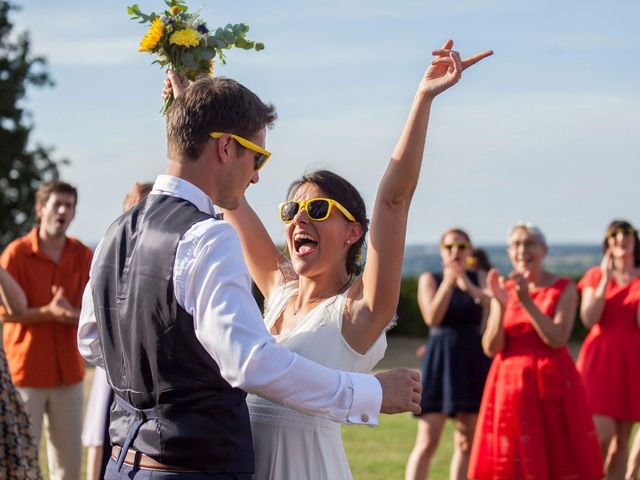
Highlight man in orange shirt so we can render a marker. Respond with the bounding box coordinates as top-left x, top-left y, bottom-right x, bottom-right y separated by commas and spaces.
1, 180, 93, 480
